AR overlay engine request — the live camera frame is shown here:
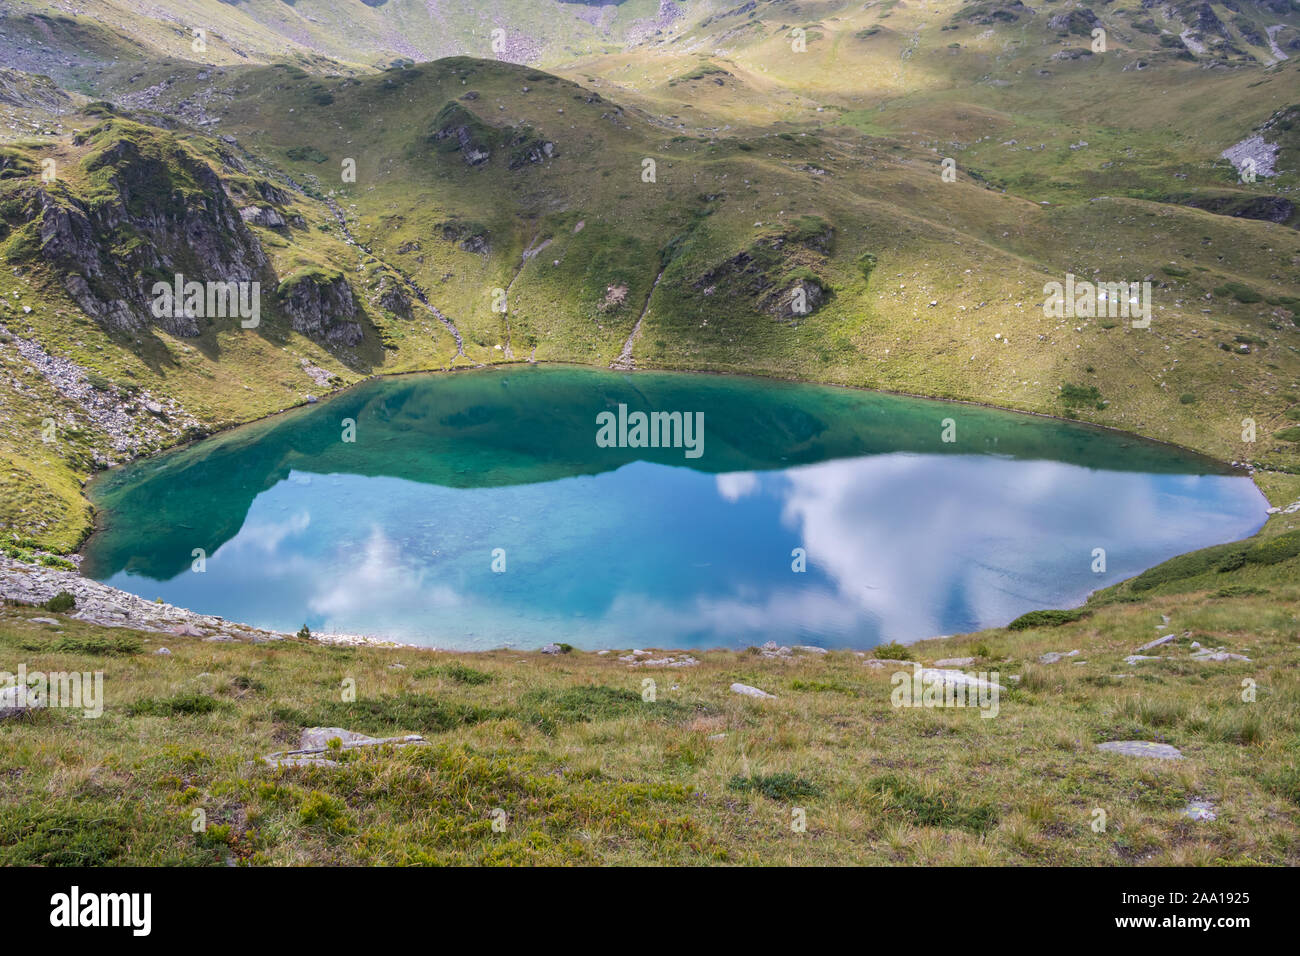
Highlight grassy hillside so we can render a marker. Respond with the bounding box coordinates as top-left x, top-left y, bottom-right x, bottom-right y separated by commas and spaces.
0, 0, 699, 81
